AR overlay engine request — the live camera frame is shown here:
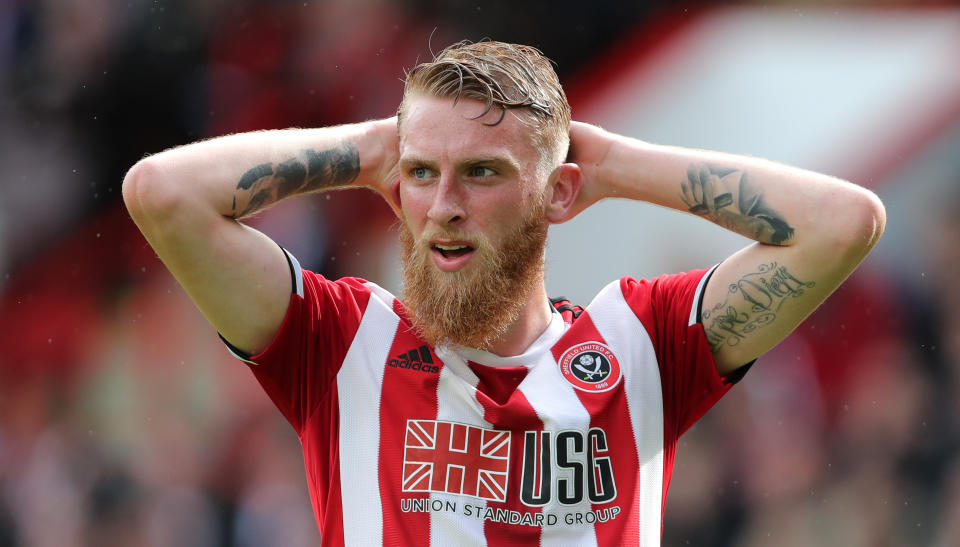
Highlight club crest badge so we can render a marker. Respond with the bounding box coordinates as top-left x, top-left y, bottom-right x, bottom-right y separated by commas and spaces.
558, 342, 622, 393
